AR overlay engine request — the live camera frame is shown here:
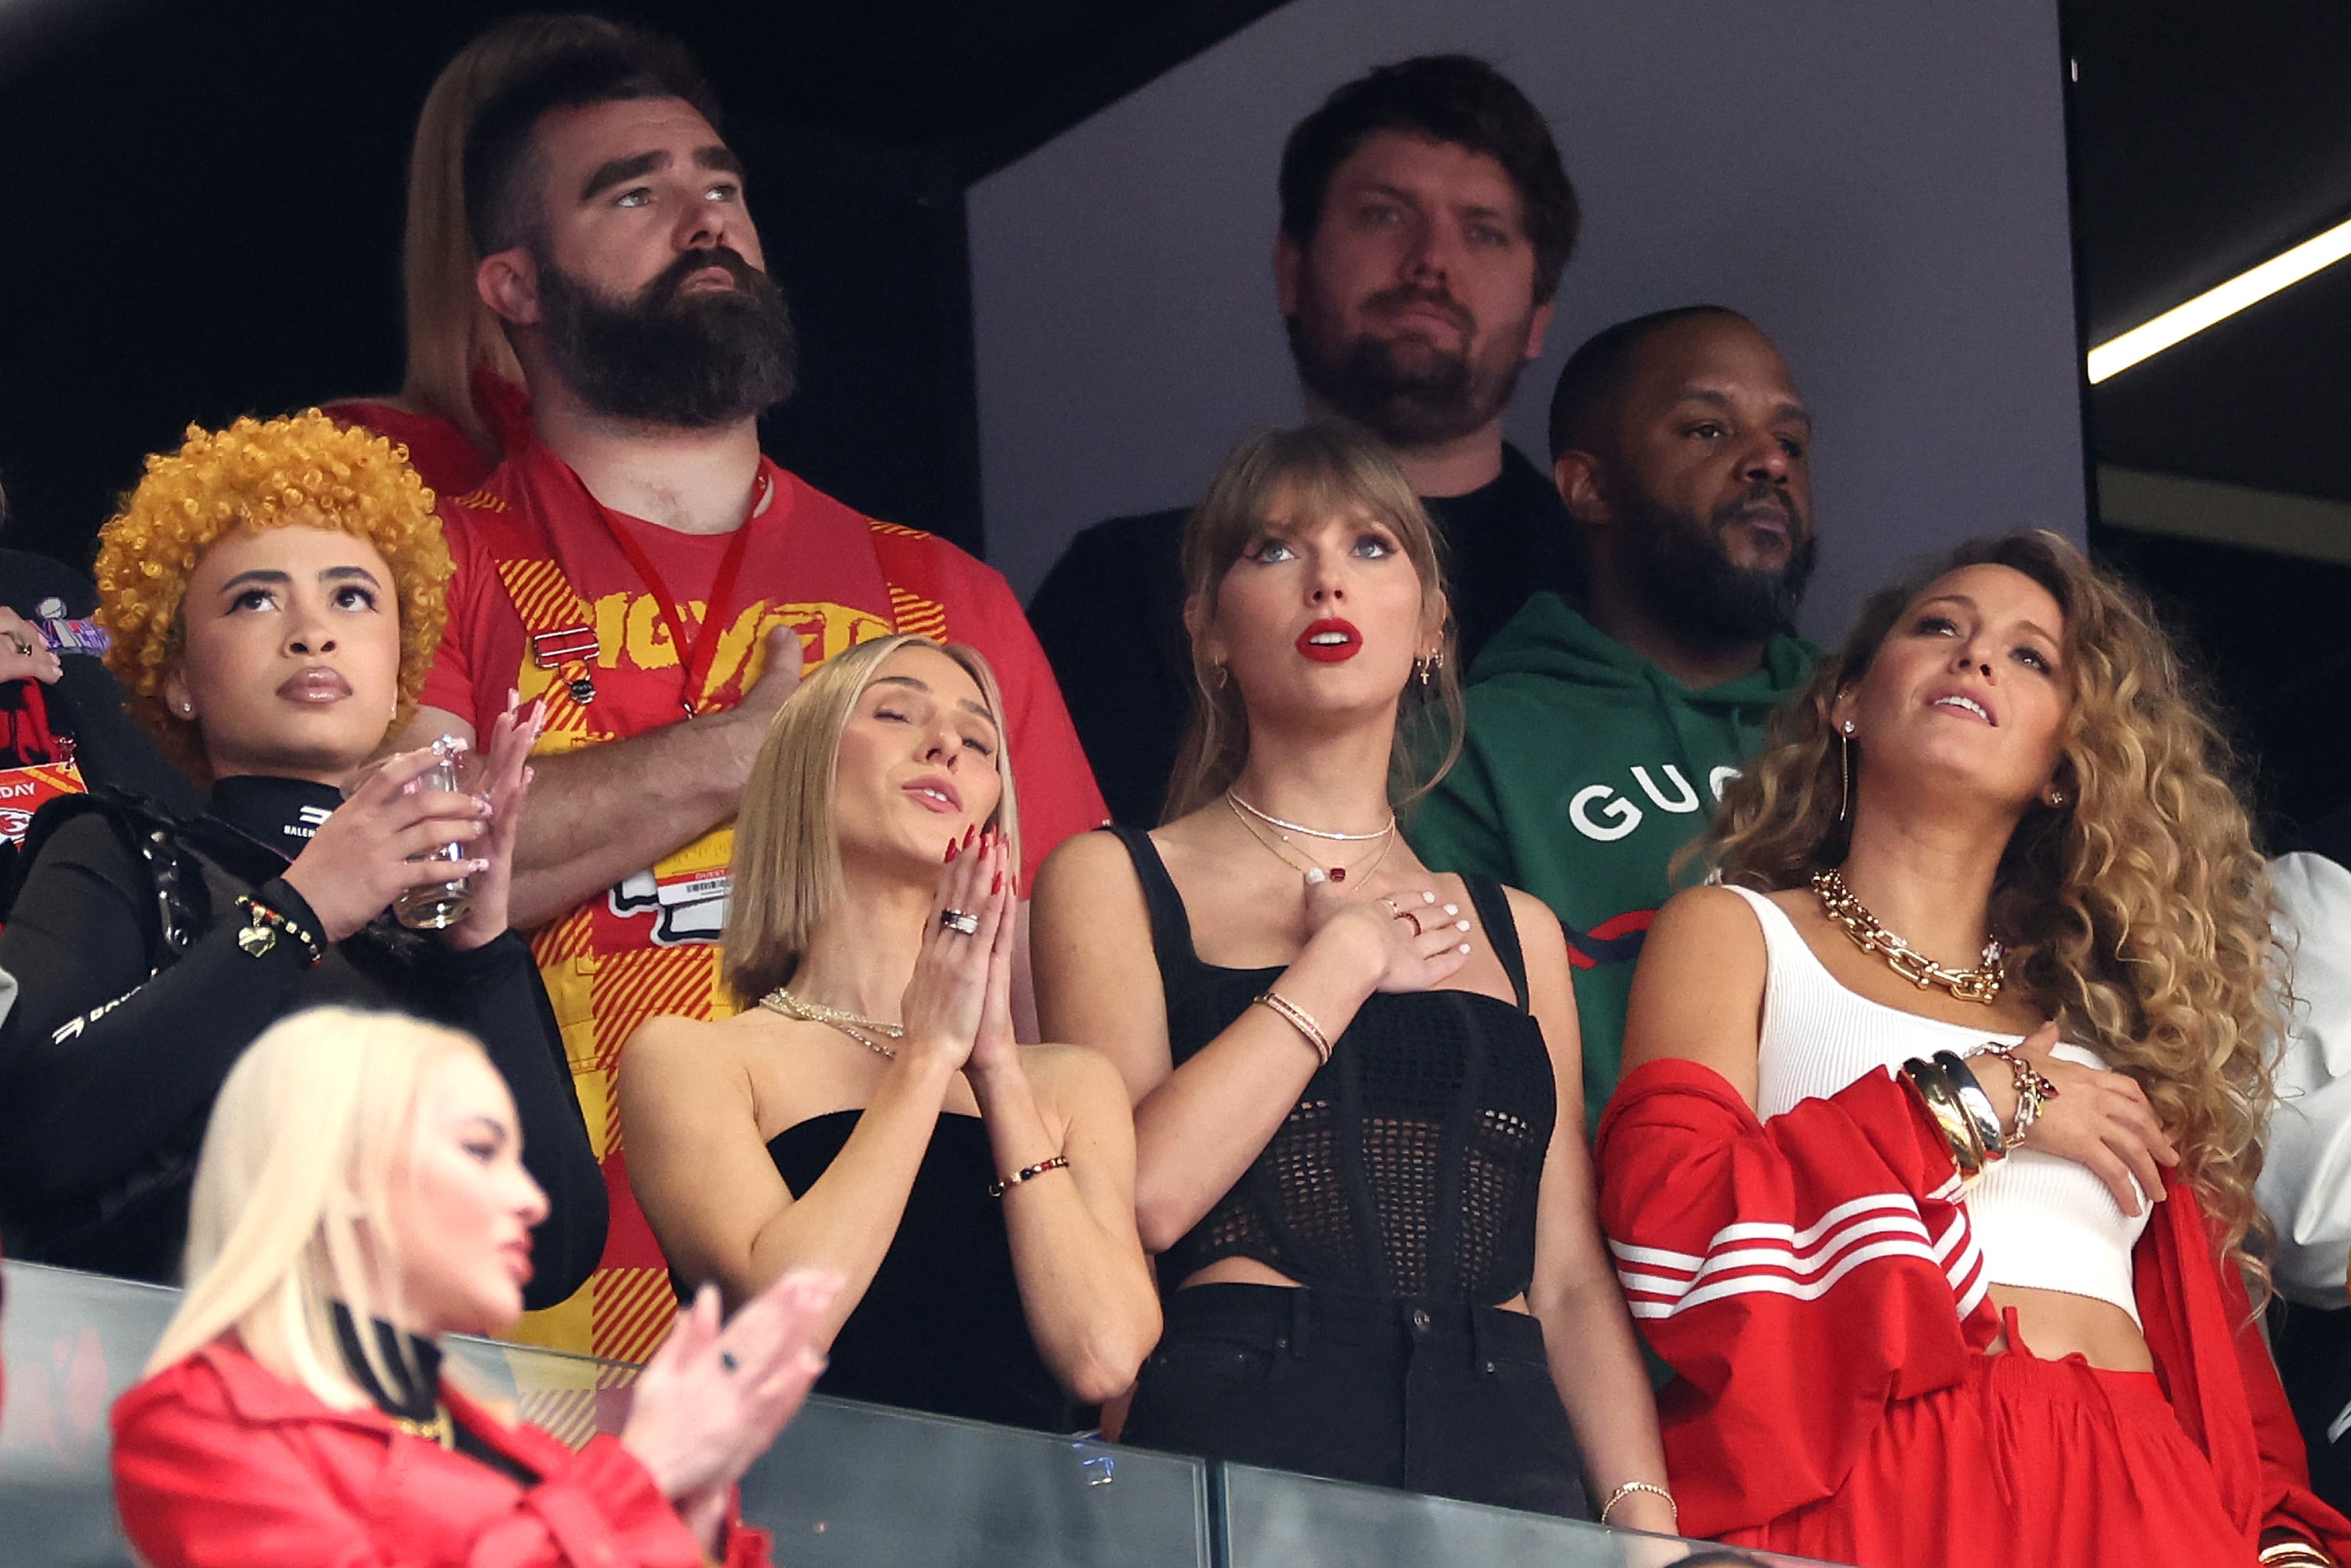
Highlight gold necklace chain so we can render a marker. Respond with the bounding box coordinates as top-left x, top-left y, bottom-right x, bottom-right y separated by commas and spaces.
1811, 868, 2005, 1005
1226, 794, 1394, 888
759, 987, 902, 1059
391, 1403, 455, 1450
